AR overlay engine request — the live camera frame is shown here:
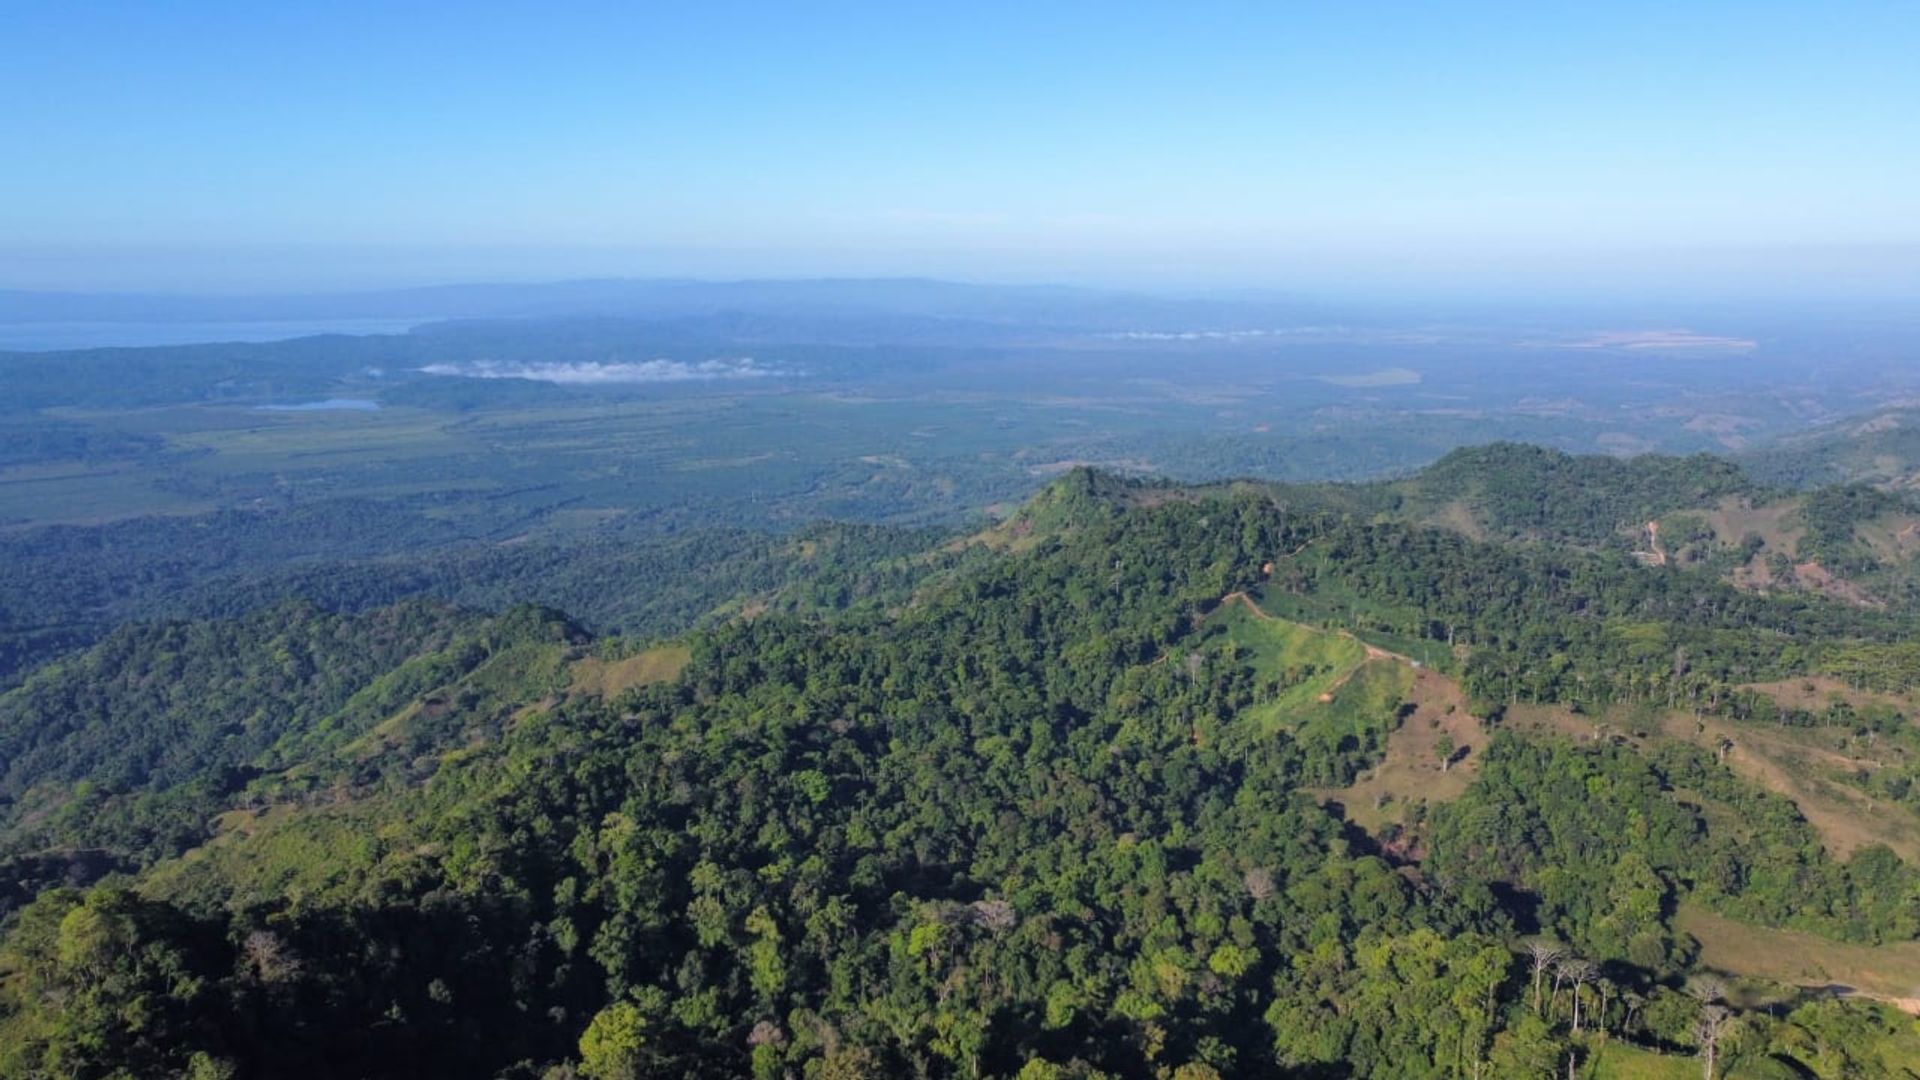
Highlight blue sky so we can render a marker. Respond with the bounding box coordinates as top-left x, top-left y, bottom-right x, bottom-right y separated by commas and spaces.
3, 2, 1916, 294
